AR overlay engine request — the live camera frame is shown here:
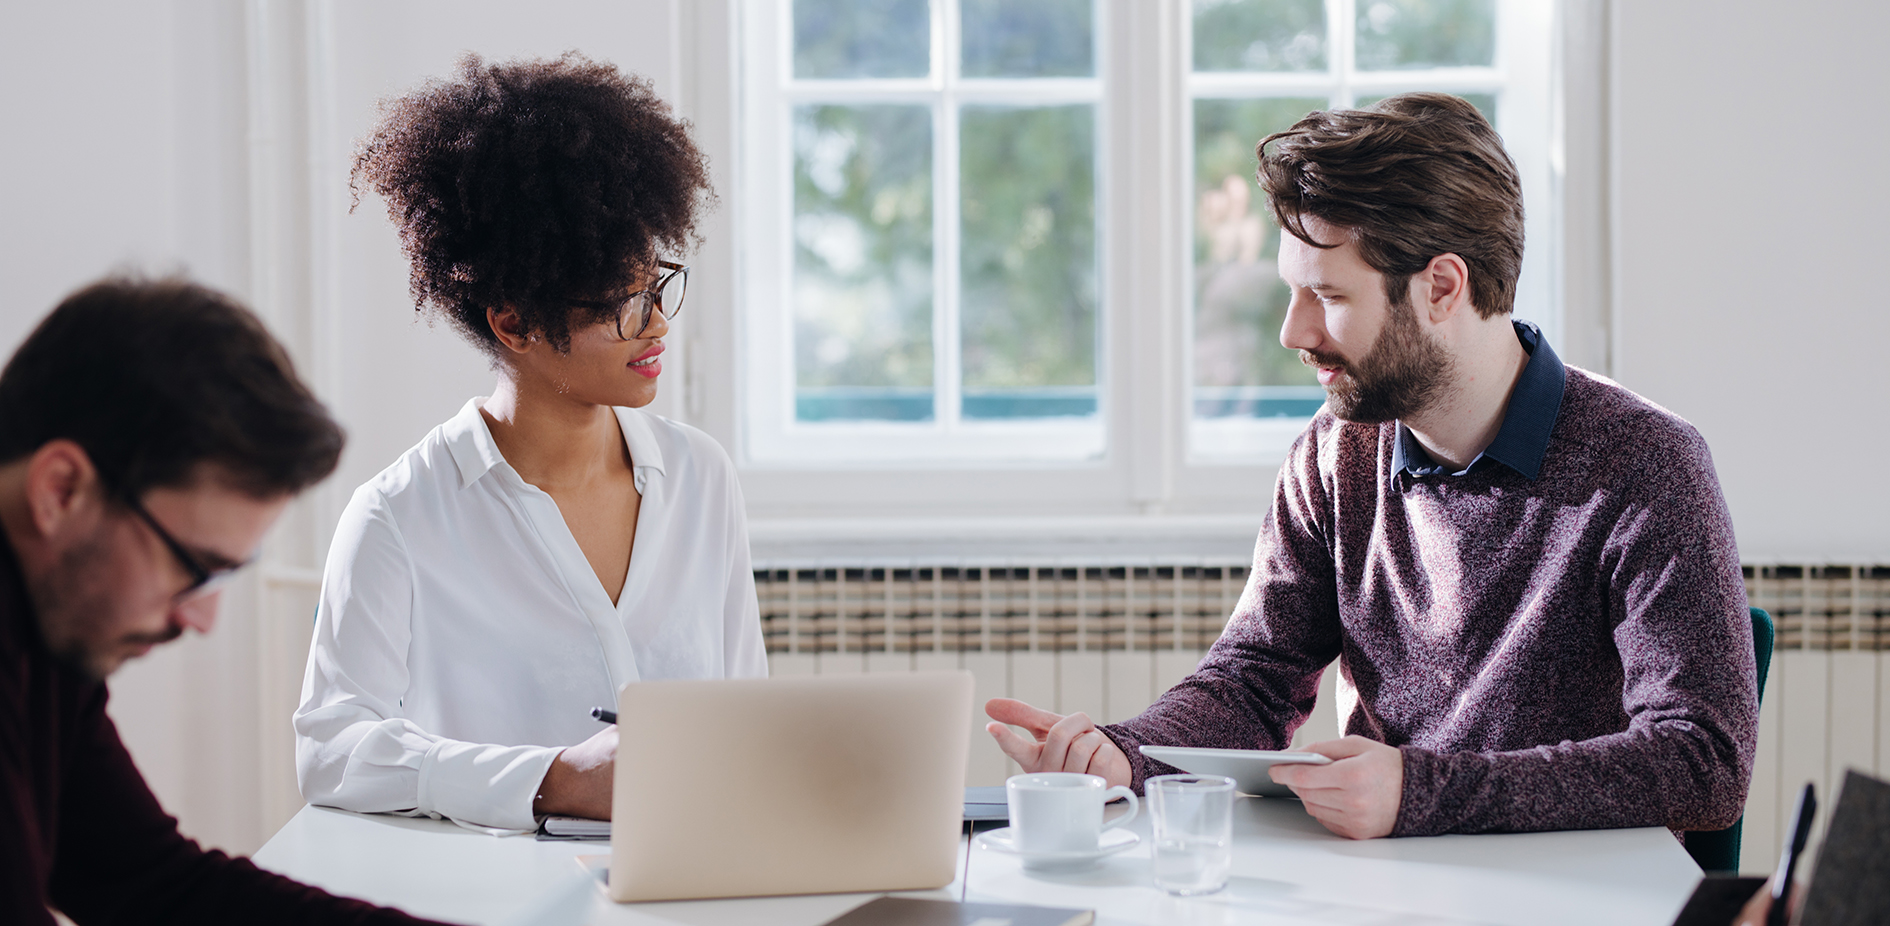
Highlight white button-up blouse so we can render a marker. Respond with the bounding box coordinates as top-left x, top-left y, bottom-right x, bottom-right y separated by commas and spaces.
293, 399, 767, 831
